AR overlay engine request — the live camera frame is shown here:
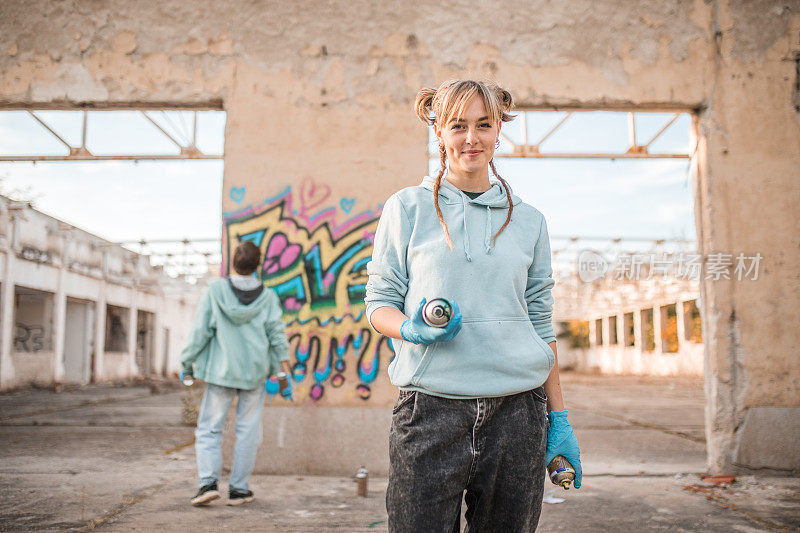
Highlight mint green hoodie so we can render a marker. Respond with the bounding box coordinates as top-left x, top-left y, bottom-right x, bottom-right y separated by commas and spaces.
364, 175, 556, 399
180, 278, 289, 390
